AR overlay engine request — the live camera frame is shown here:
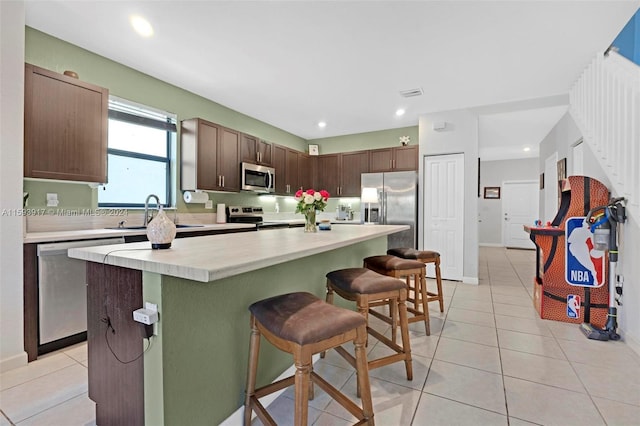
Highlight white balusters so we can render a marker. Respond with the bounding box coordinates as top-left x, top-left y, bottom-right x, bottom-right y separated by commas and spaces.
569, 51, 640, 216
